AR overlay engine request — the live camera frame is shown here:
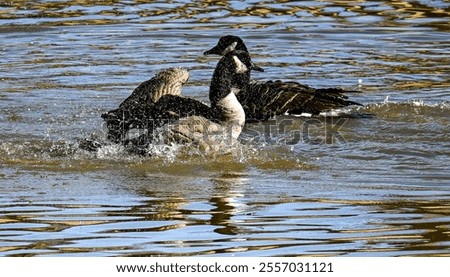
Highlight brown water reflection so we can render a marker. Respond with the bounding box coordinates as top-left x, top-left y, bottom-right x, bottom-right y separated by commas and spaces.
1, 158, 450, 256
1, 0, 449, 30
